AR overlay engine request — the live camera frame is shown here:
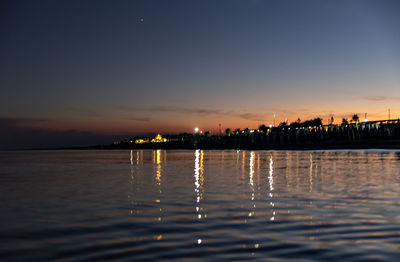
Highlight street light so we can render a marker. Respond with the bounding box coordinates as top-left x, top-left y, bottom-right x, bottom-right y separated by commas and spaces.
194, 127, 199, 133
